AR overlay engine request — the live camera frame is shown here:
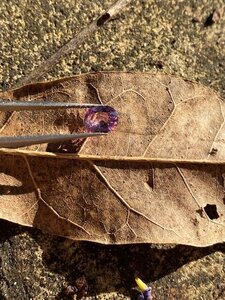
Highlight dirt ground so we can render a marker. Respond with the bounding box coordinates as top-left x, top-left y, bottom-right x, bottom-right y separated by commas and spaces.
0, 0, 225, 299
